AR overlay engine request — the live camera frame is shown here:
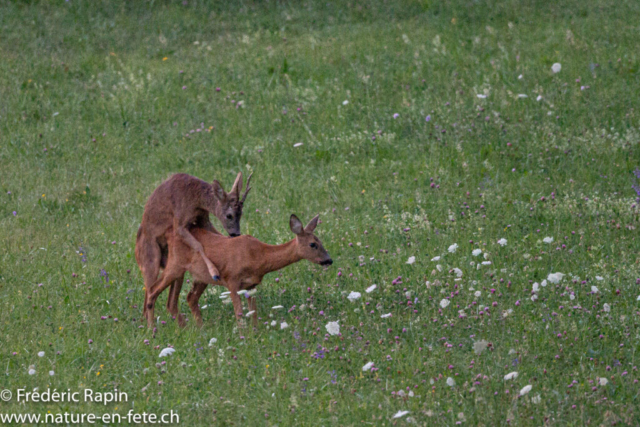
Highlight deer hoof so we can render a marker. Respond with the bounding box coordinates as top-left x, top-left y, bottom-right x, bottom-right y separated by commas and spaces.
212, 275, 221, 282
